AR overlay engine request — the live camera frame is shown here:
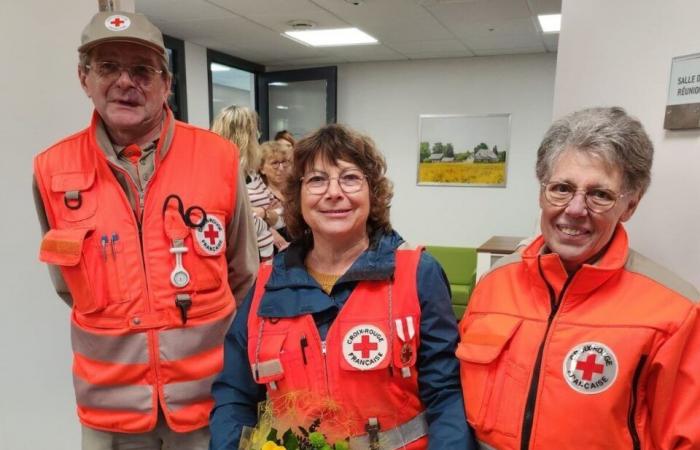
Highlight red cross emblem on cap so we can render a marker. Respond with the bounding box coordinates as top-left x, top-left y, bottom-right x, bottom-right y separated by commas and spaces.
110, 17, 125, 27
105, 14, 131, 31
